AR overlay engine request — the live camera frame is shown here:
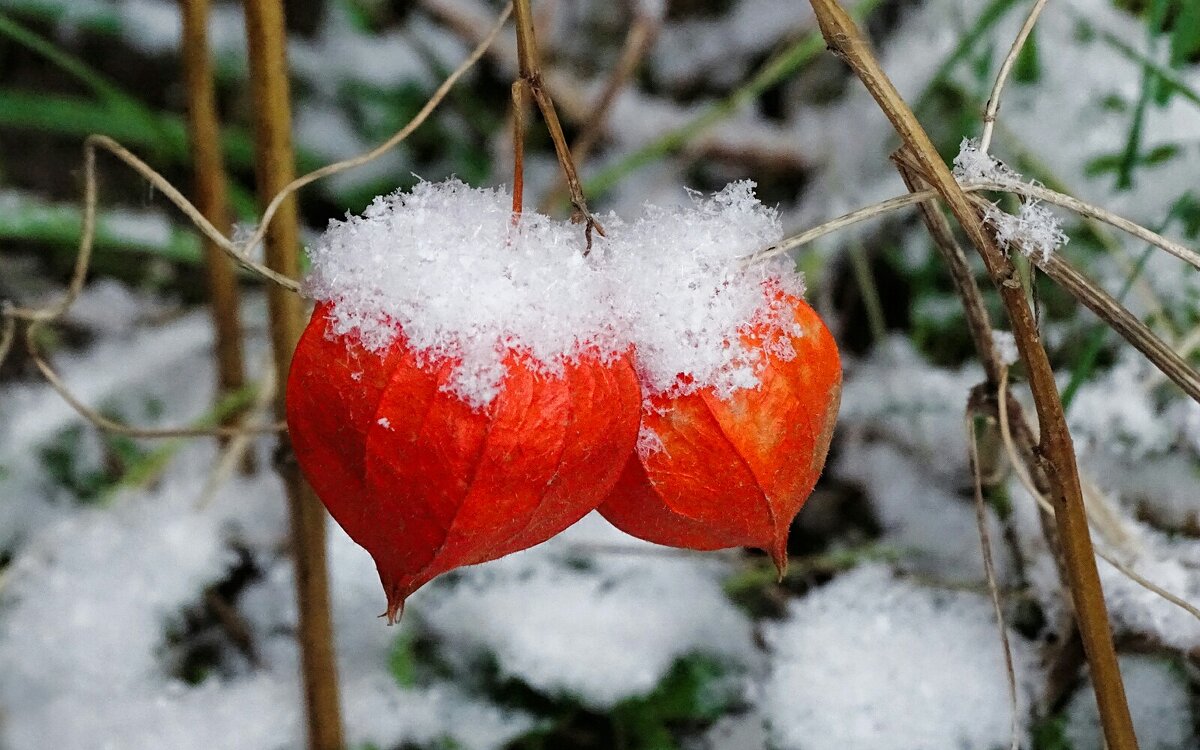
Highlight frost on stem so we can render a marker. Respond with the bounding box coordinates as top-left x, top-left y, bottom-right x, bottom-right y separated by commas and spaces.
983, 201, 1069, 262
953, 138, 1068, 262
952, 137, 1021, 185
305, 179, 806, 410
